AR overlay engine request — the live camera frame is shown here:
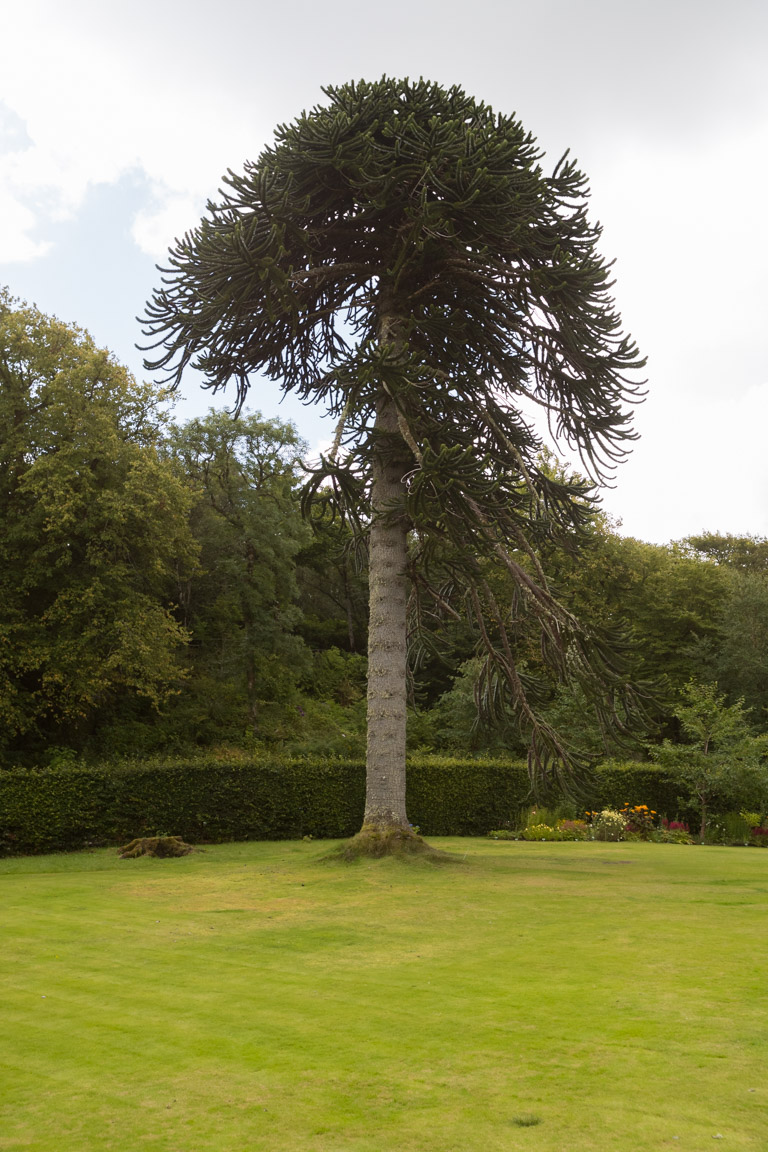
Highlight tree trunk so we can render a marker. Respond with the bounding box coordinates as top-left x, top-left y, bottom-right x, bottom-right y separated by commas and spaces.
363, 387, 410, 831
